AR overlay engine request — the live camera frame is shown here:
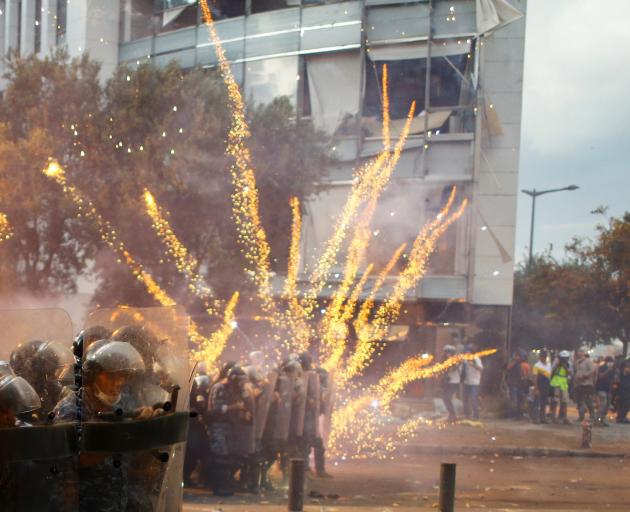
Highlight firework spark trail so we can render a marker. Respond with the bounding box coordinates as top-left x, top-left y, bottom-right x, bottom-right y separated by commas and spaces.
0, 213, 13, 241
302, 70, 401, 315
199, 0, 276, 317
42, 160, 210, 347
192, 291, 239, 369
374, 197, 468, 328
340, 263, 374, 323
319, 103, 416, 367
382, 64, 390, 151
344, 192, 466, 381
283, 197, 311, 352
329, 350, 496, 457
143, 189, 221, 316
354, 243, 406, 333
319, 264, 373, 372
